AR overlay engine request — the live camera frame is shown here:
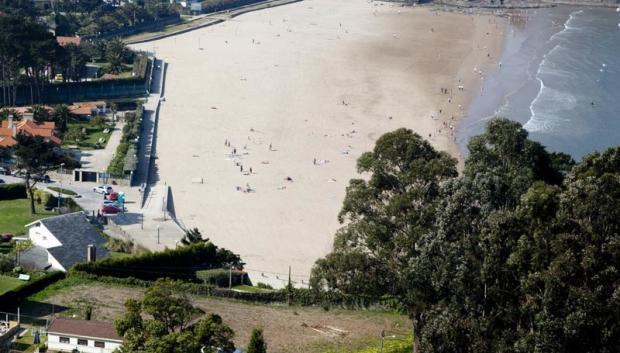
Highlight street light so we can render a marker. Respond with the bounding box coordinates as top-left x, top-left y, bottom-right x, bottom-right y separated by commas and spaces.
57, 163, 65, 214
157, 225, 160, 245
